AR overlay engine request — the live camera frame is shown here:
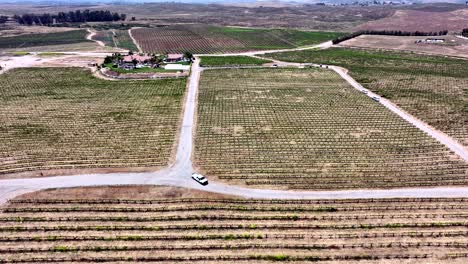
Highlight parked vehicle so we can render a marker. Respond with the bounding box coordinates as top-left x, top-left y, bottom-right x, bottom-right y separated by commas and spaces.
192, 173, 208, 186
